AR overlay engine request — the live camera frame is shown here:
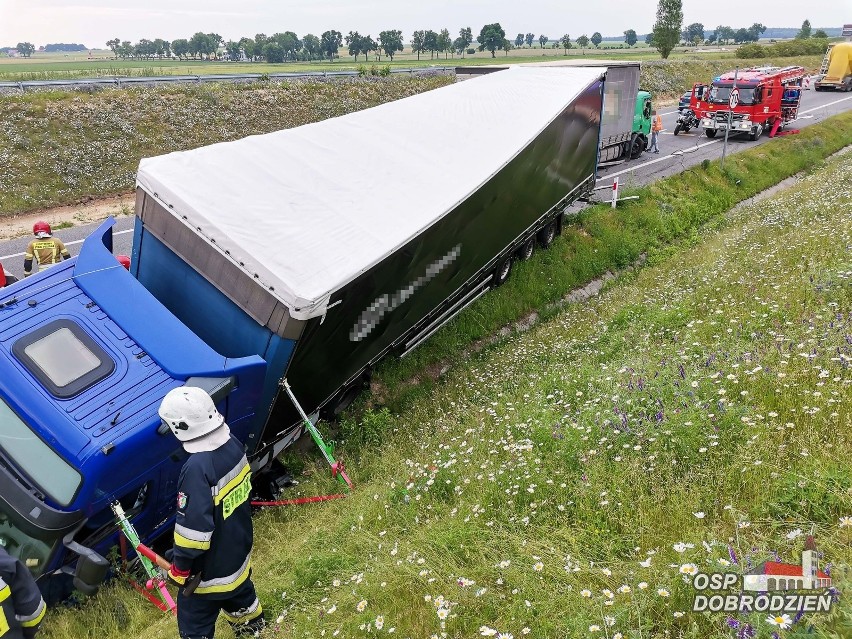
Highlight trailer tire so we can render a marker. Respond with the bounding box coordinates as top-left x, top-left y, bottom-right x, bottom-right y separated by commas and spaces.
628, 134, 644, 159
517, 237, 535, 261
492, 256, 513, 287
705, 129, 717, 138
537, 221, 558, 249
321, 370, 372, 420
